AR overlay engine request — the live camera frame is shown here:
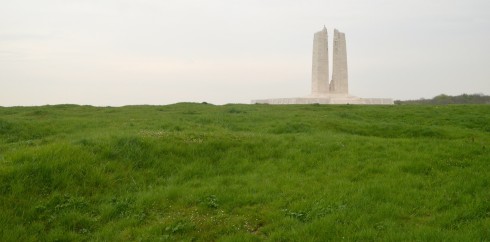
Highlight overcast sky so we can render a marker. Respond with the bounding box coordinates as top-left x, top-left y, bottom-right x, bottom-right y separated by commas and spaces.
1, 0, 489, 106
